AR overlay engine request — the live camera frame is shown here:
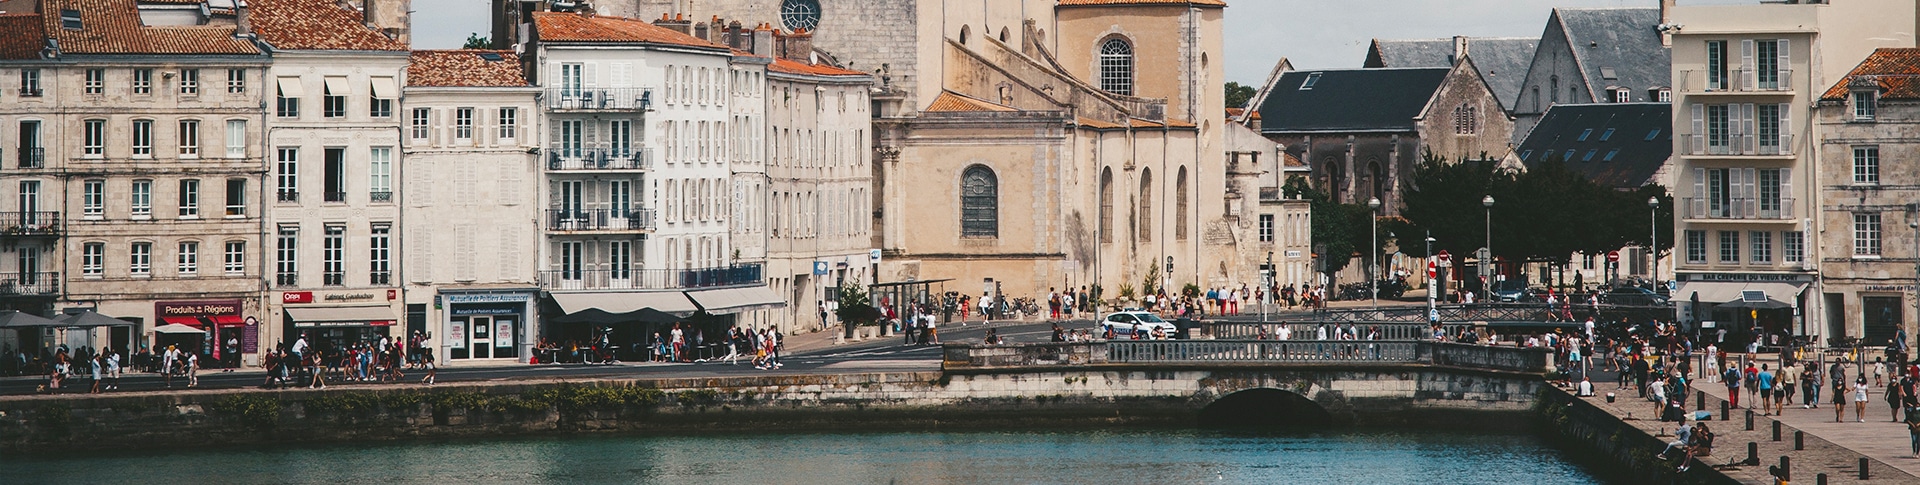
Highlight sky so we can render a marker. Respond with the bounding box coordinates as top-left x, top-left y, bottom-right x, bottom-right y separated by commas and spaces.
410, 0, 1751, 86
